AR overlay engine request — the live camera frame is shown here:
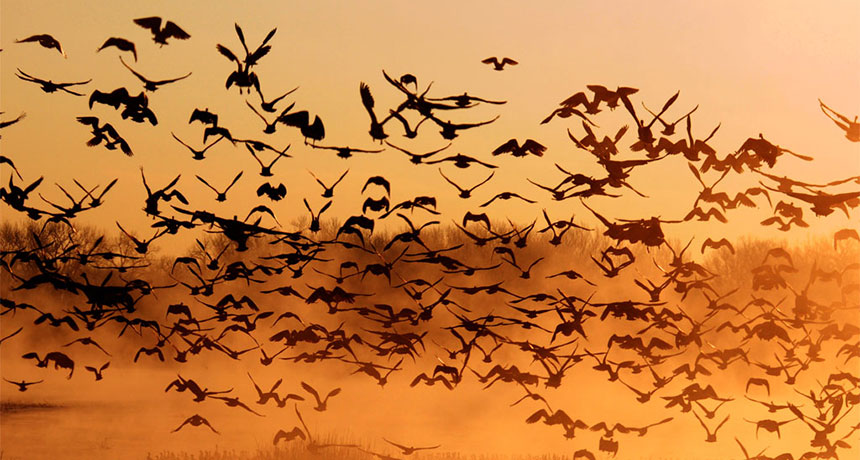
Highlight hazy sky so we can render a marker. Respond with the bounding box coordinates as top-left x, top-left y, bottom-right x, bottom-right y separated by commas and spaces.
2, 0, 858, 250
